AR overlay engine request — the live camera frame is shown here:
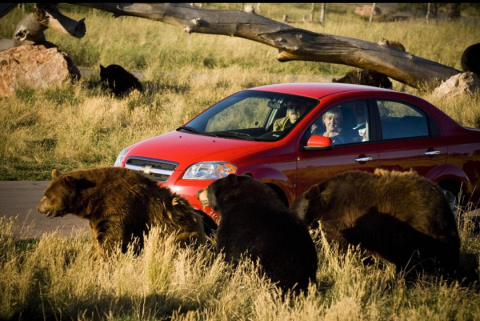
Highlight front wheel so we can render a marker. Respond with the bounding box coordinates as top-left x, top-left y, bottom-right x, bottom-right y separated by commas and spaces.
442, 188, 459, 219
